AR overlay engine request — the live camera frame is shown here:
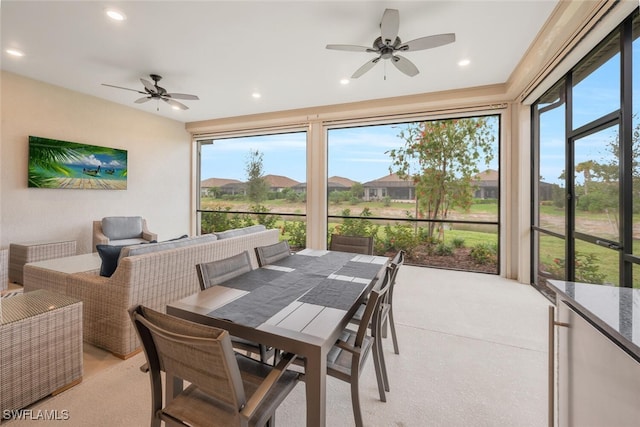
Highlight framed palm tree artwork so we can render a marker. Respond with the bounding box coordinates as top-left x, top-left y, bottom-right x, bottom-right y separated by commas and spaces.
28, 136, 127, 190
